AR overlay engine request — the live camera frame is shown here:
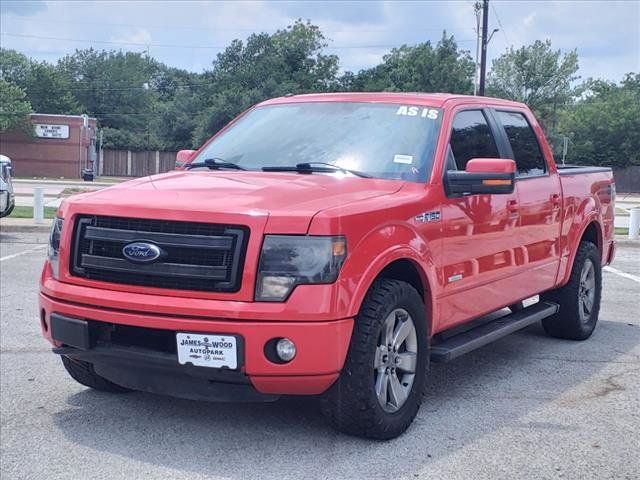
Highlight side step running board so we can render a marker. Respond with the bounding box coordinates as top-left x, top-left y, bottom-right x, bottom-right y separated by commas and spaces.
430, 301, 559, 363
